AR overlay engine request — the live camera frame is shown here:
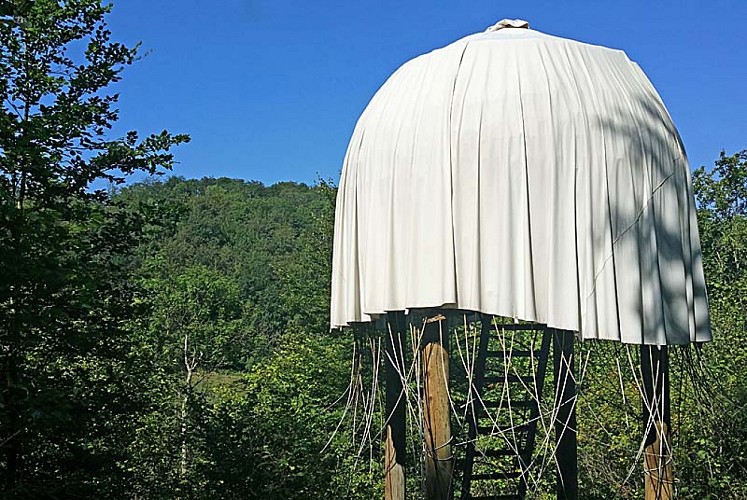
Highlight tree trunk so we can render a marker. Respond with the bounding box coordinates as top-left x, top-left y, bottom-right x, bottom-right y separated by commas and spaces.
180, 334, 193, 478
